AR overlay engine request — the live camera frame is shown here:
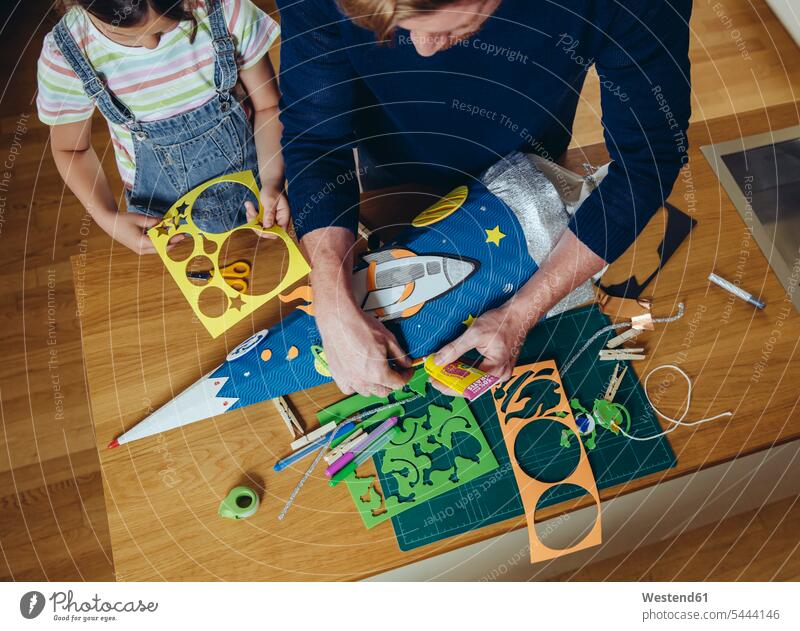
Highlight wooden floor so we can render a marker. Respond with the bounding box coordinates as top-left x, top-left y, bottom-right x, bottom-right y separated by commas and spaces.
553, 494, 800, 581
1, 0, 798, 581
